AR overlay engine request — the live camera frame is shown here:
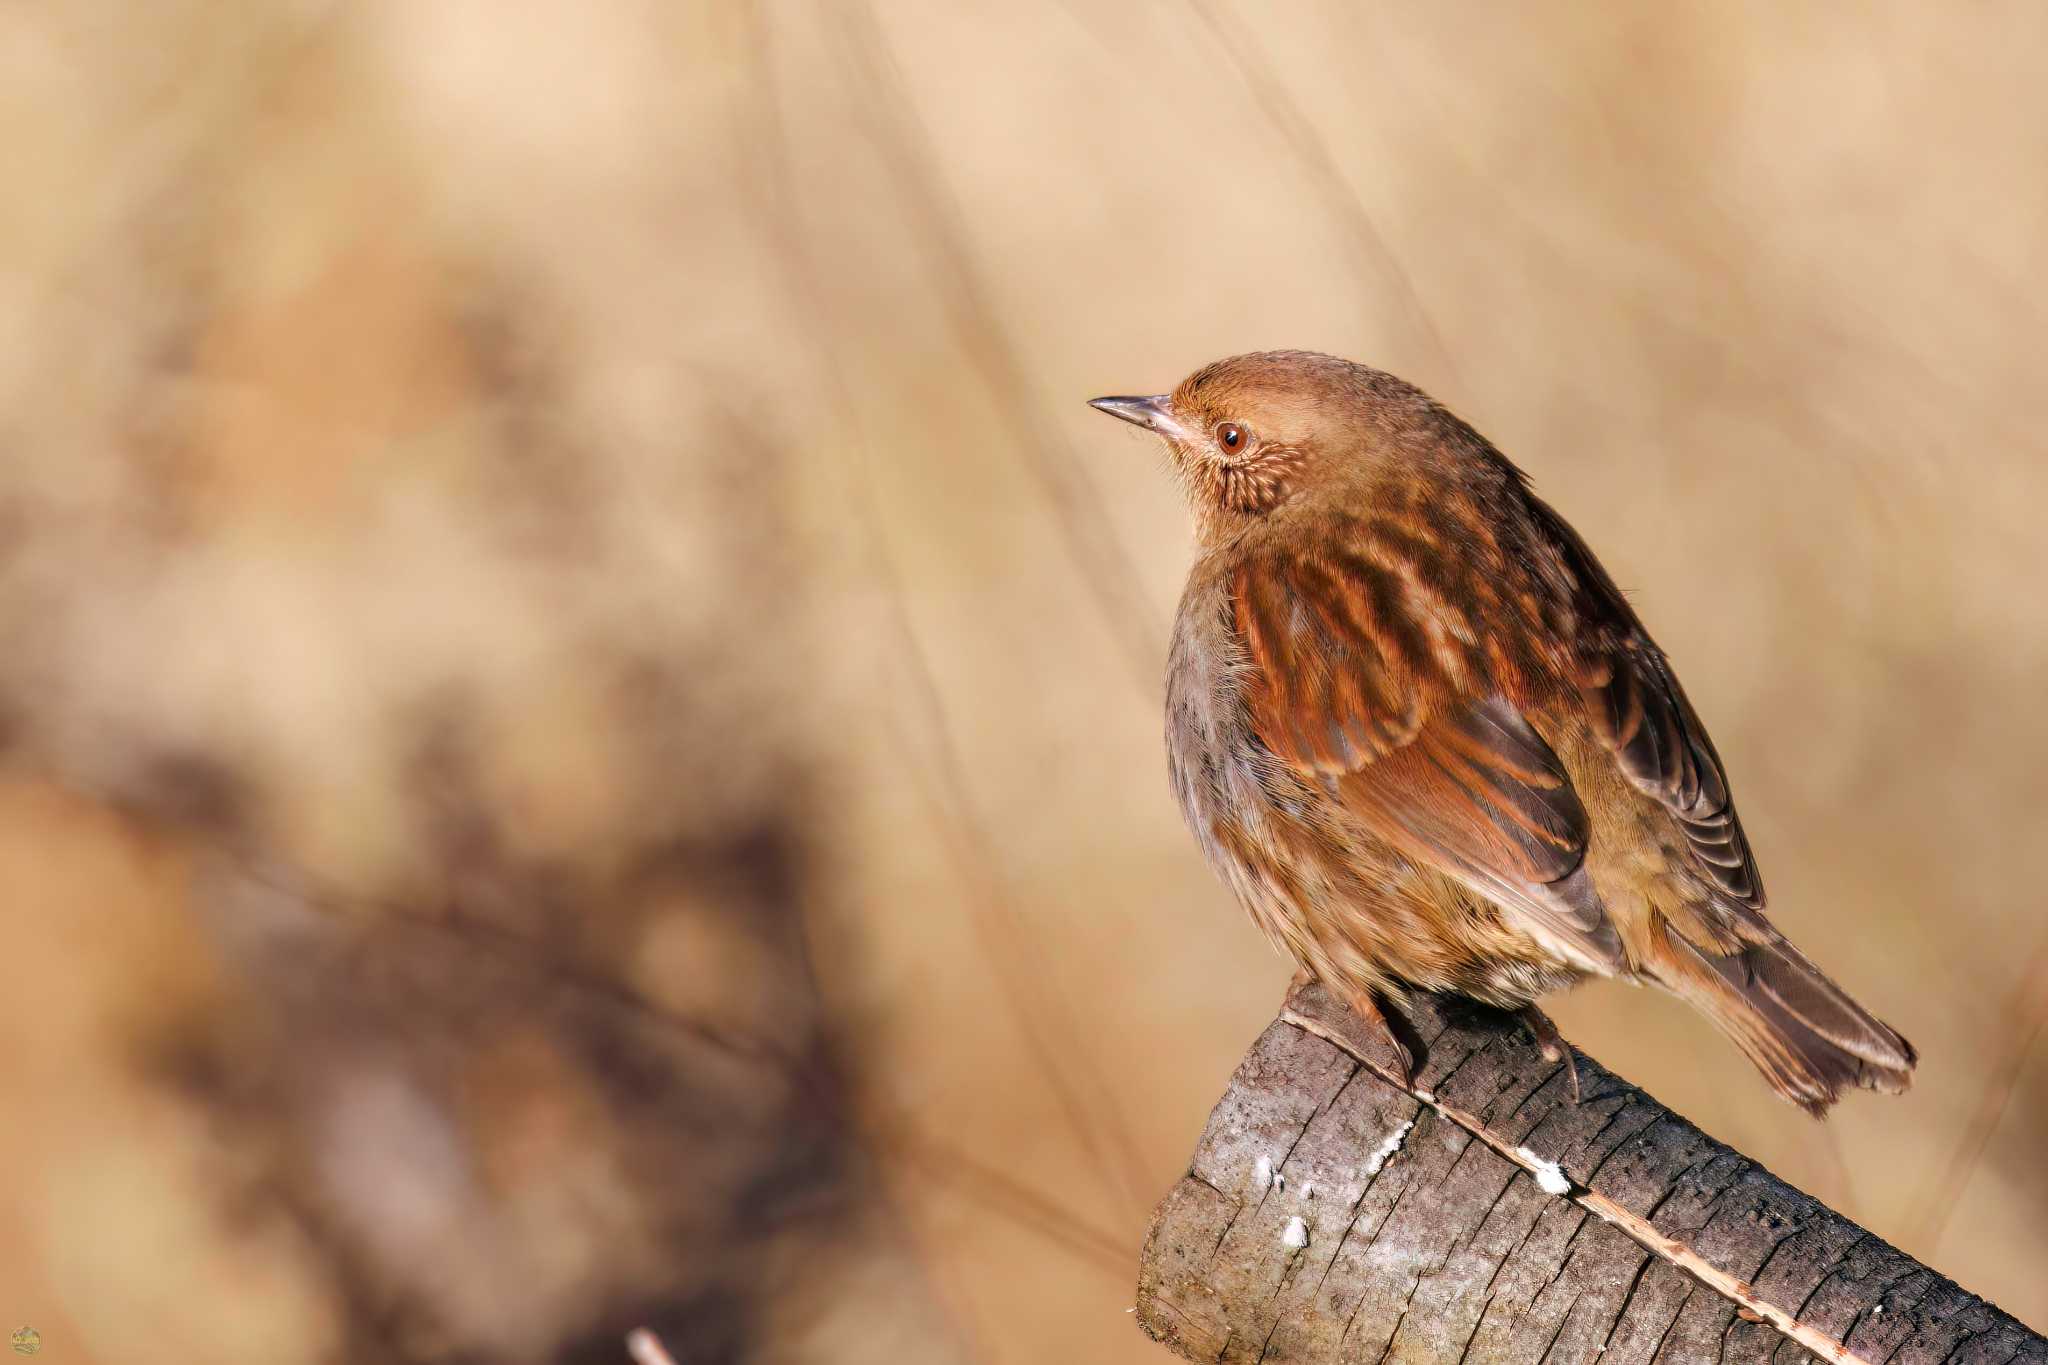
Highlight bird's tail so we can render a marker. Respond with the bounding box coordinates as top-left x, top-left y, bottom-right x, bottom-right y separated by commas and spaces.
1656, 930, 1916, 1117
